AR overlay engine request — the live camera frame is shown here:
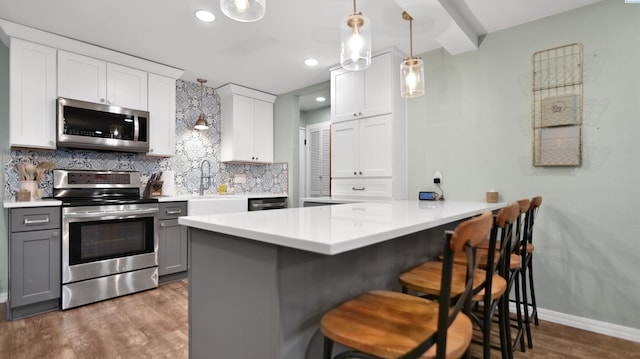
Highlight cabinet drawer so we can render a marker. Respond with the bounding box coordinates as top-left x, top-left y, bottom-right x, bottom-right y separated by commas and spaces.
158, 202, 187, 220
11, 207, 61, 232
331, 178, 393, 198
